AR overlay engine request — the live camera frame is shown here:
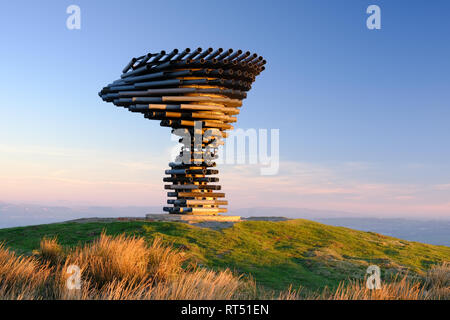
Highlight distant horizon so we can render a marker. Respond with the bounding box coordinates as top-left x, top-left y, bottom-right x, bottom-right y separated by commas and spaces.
1, 200, 449, 221
1, 201, 449, 247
